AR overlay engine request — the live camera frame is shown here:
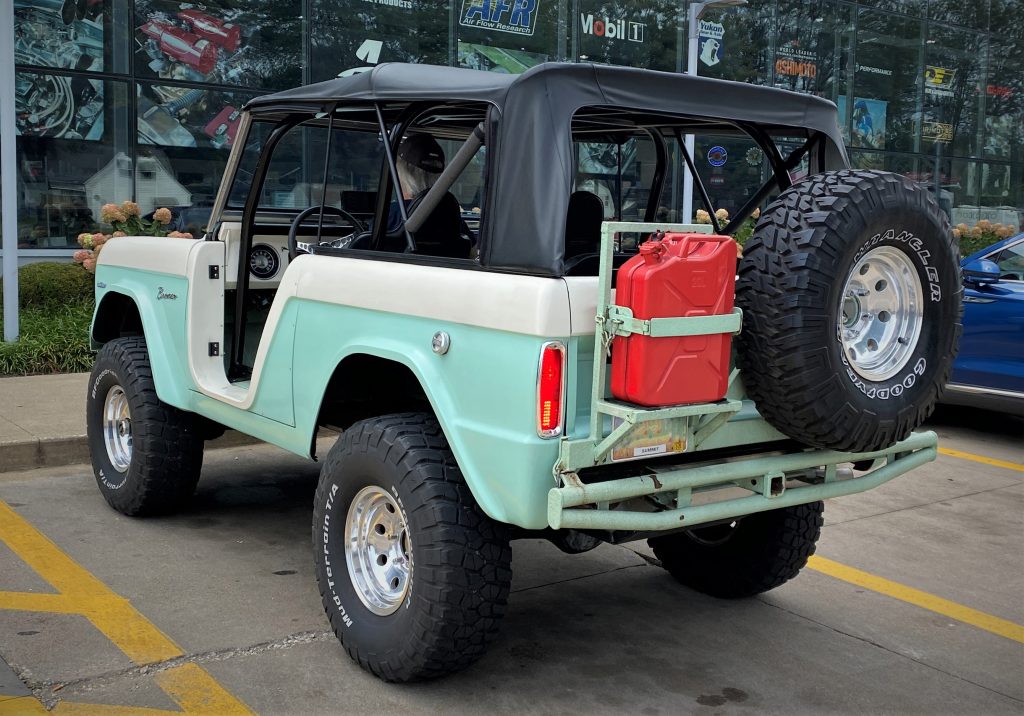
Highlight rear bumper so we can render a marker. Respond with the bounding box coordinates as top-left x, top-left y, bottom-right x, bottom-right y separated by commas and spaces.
547, 431, 937, 531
